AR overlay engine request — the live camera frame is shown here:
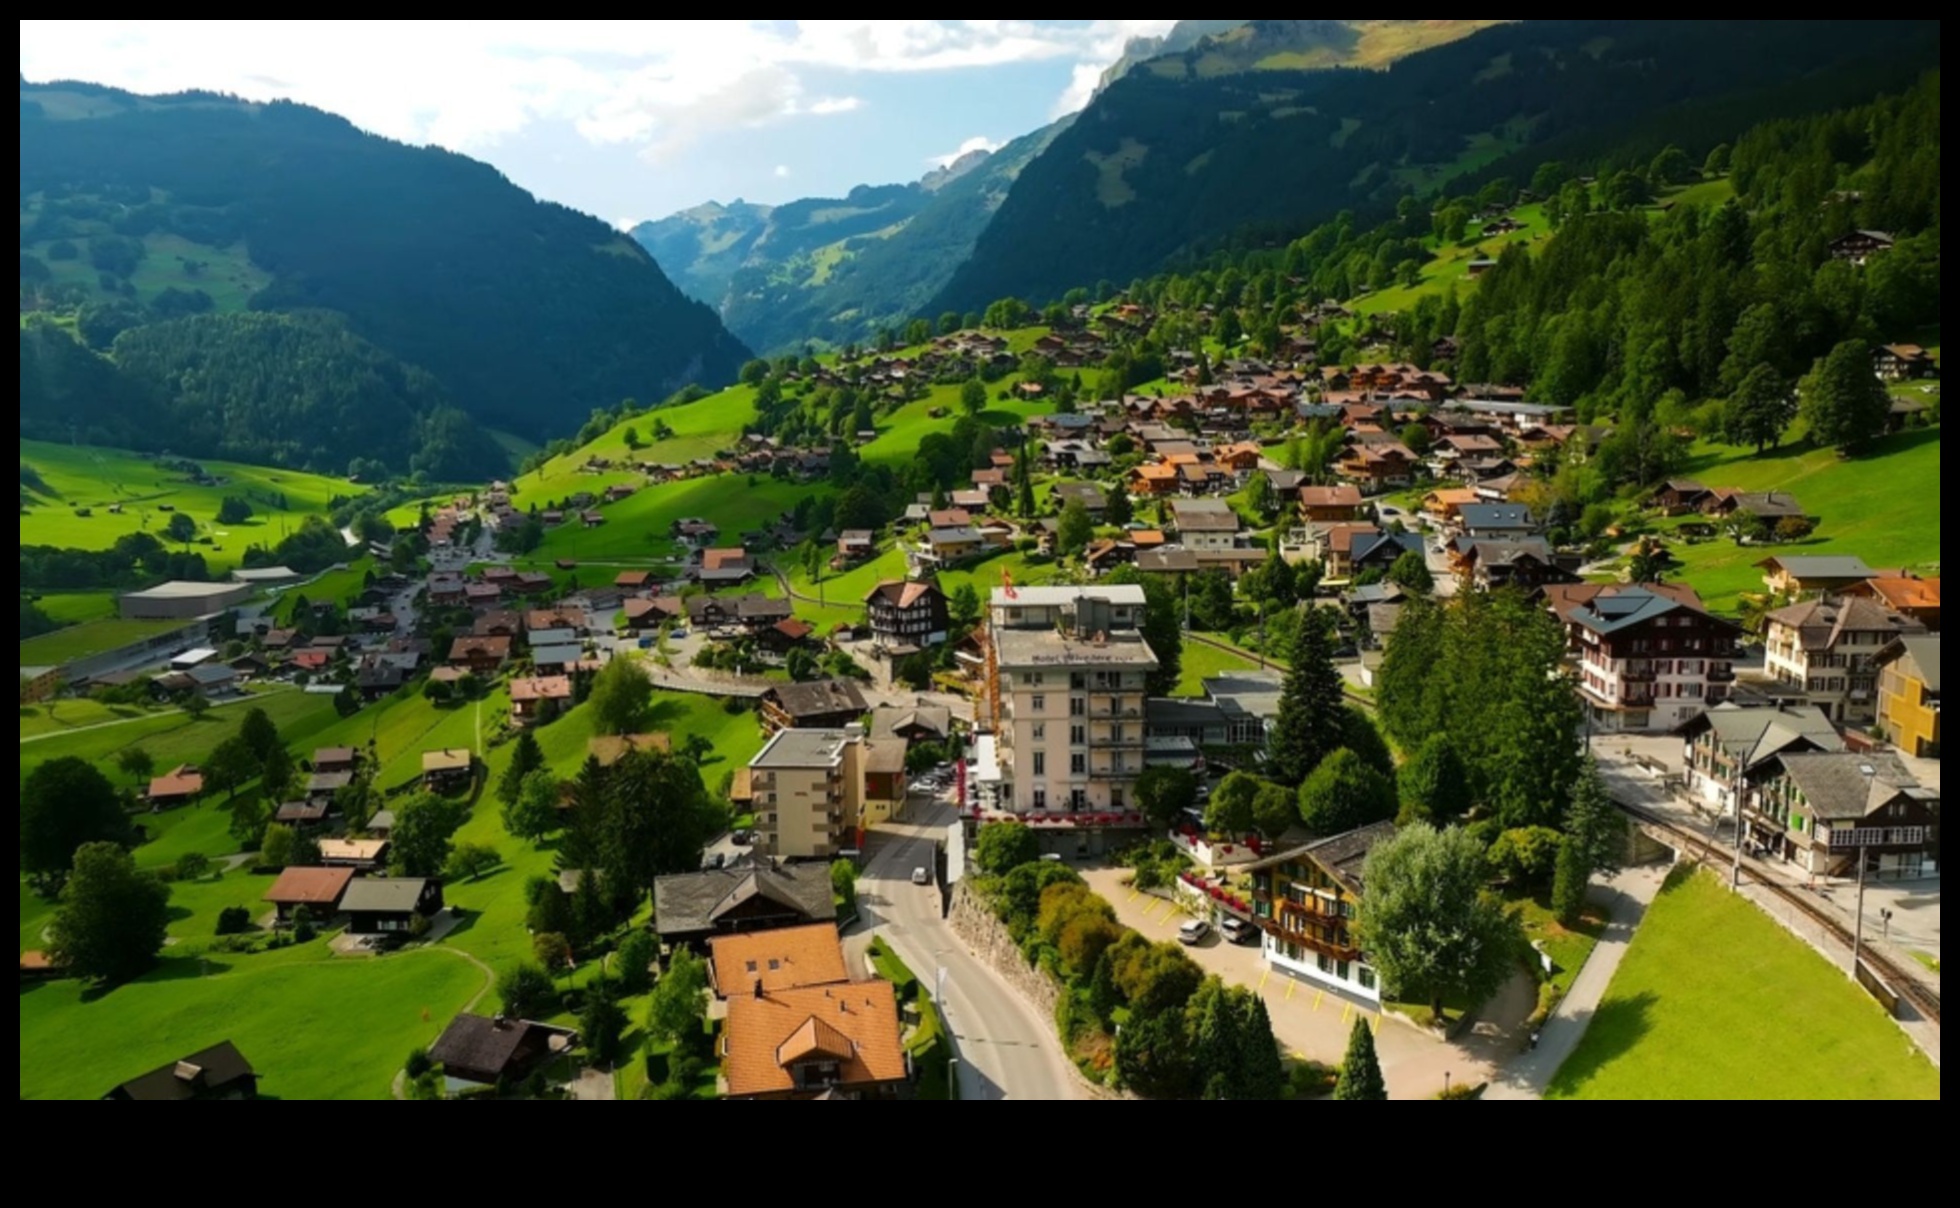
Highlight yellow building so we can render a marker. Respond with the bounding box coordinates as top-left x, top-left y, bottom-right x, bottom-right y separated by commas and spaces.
1876, 636, 1941, 758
